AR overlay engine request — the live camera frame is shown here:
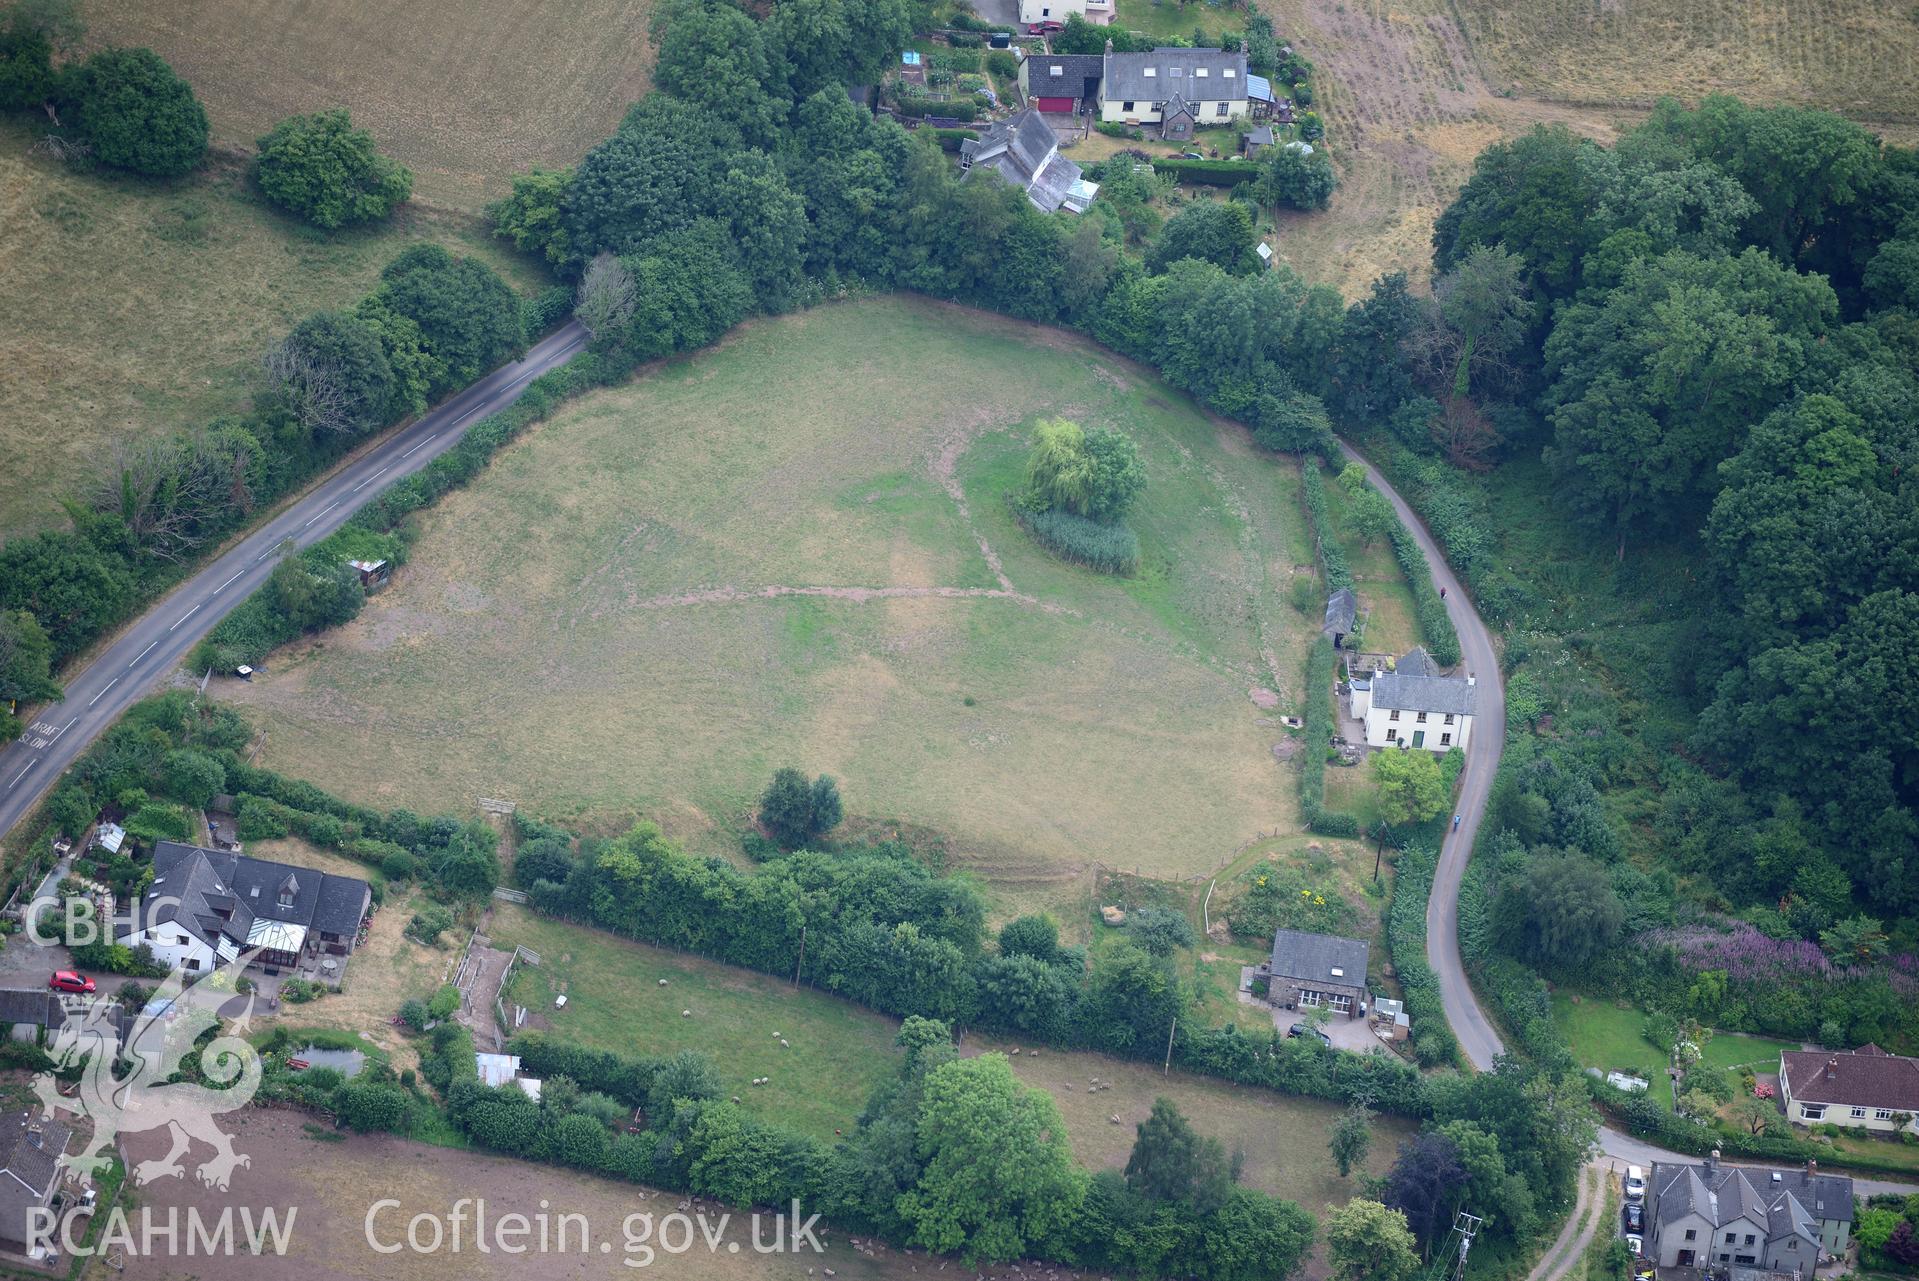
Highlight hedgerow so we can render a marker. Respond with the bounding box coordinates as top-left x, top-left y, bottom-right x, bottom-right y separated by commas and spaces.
1386, 844, 1460, 1068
